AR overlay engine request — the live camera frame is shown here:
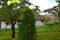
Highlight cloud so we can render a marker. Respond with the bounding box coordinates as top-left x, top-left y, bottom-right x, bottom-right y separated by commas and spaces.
29, 0, 58, 10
